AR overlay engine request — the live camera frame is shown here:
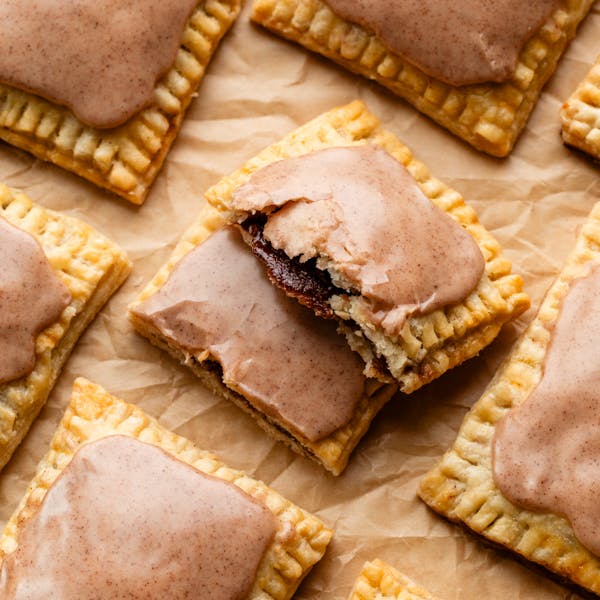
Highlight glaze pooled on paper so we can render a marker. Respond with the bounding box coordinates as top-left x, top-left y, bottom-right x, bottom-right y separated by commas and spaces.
232, 145, 485, 336
131, 227, 366, 442
0, 0, 198, 128
493, 263, 600, 556
324, 0, 561, 85
0, 436, 276, 599
0, 216, 71, 385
